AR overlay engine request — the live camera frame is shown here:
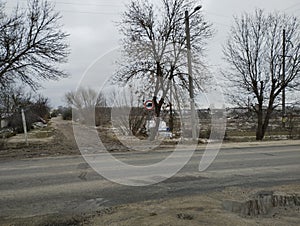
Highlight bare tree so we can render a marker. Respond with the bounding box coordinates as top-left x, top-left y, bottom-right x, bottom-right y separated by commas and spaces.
0, 0, 69, 89
65, 87, 106, 110
0, 85, 32, 115
65, 87, 107, 124
31, 94, 50, 119
106, 88, 147, 136
0, 84, 50, 132
223, 9, 300, 140
115, 0, 213, 140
